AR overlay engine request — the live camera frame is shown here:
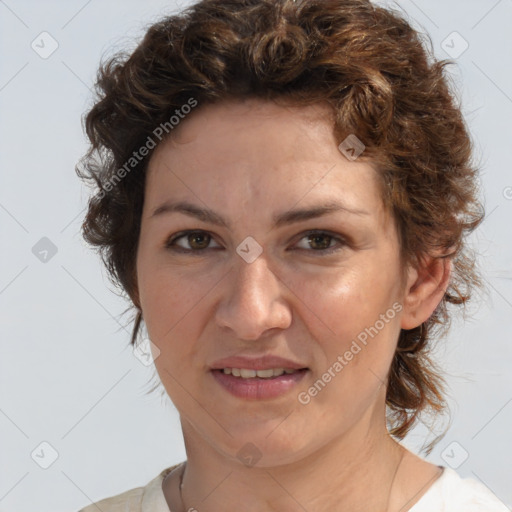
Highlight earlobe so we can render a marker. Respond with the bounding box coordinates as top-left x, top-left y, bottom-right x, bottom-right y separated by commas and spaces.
400, 256, 452, 330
